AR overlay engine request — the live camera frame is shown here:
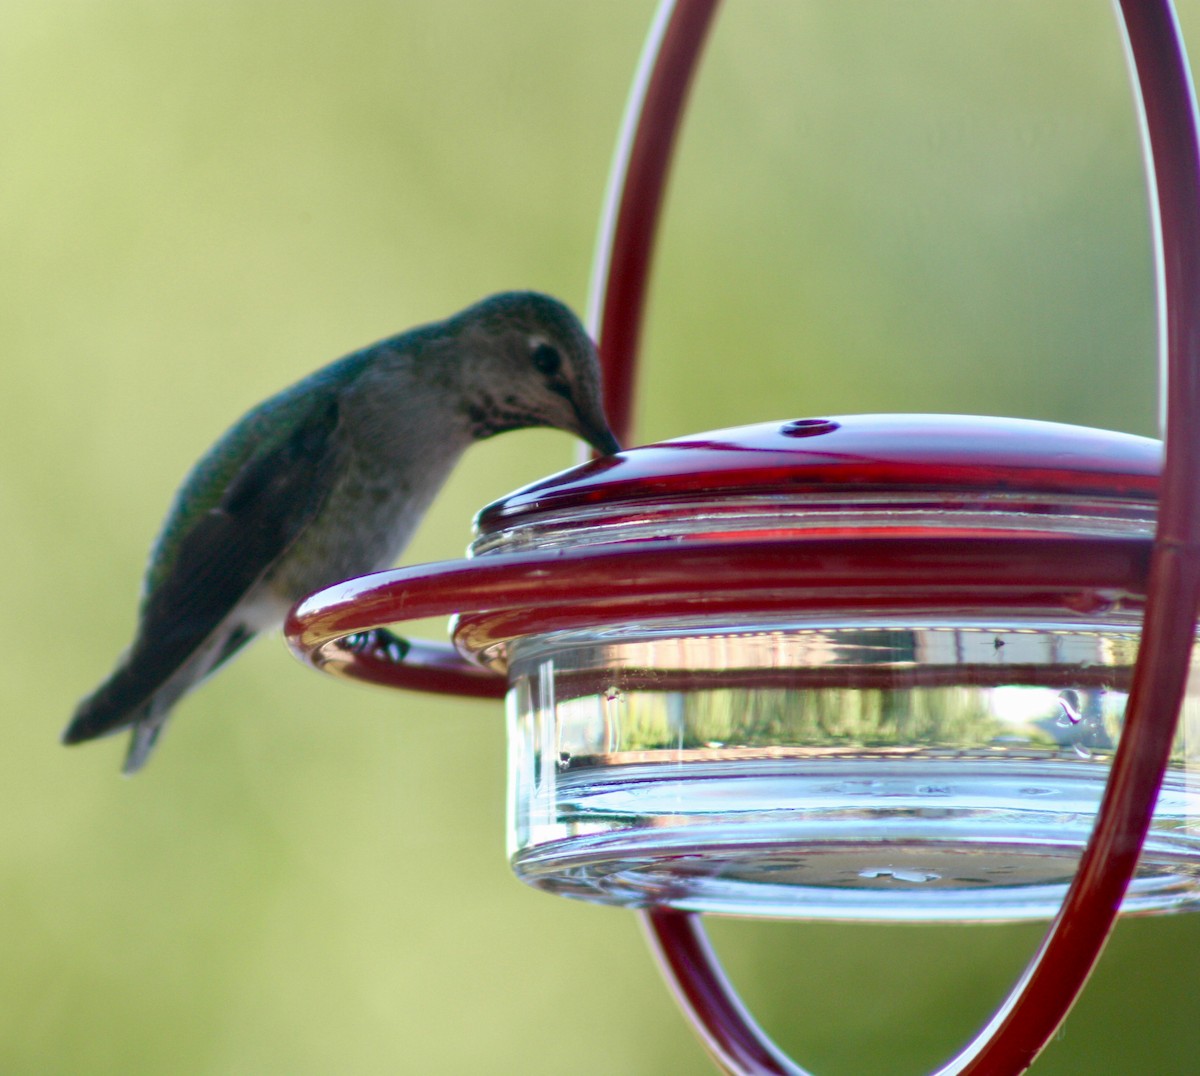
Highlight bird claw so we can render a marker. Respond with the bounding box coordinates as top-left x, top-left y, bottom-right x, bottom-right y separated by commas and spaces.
342, 628, 411, 664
